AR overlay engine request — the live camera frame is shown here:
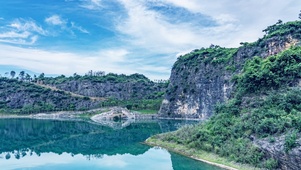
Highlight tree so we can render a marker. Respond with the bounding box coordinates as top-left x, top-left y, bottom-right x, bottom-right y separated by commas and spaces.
299, 10, 301, 20
19, 71, 25, 80
10, 71, 16, 79
25, 73, 31, 82
33, 75, 37, 82
38, 73, 45, 79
